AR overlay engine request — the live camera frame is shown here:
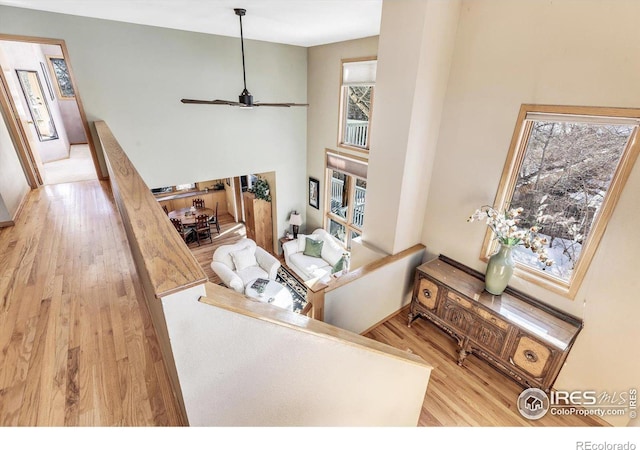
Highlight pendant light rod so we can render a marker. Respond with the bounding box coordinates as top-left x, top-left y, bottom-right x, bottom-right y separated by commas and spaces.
235, 8, 248, 92
180, 7, 308, 107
